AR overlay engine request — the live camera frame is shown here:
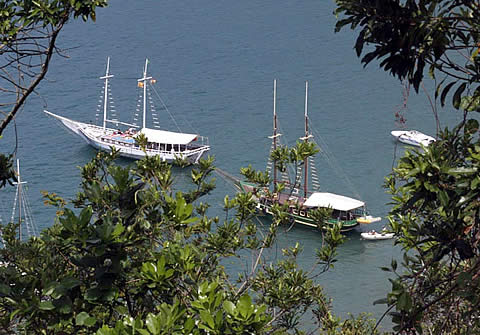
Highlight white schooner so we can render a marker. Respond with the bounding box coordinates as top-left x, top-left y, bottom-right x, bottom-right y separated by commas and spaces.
44, 58, 210, 163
